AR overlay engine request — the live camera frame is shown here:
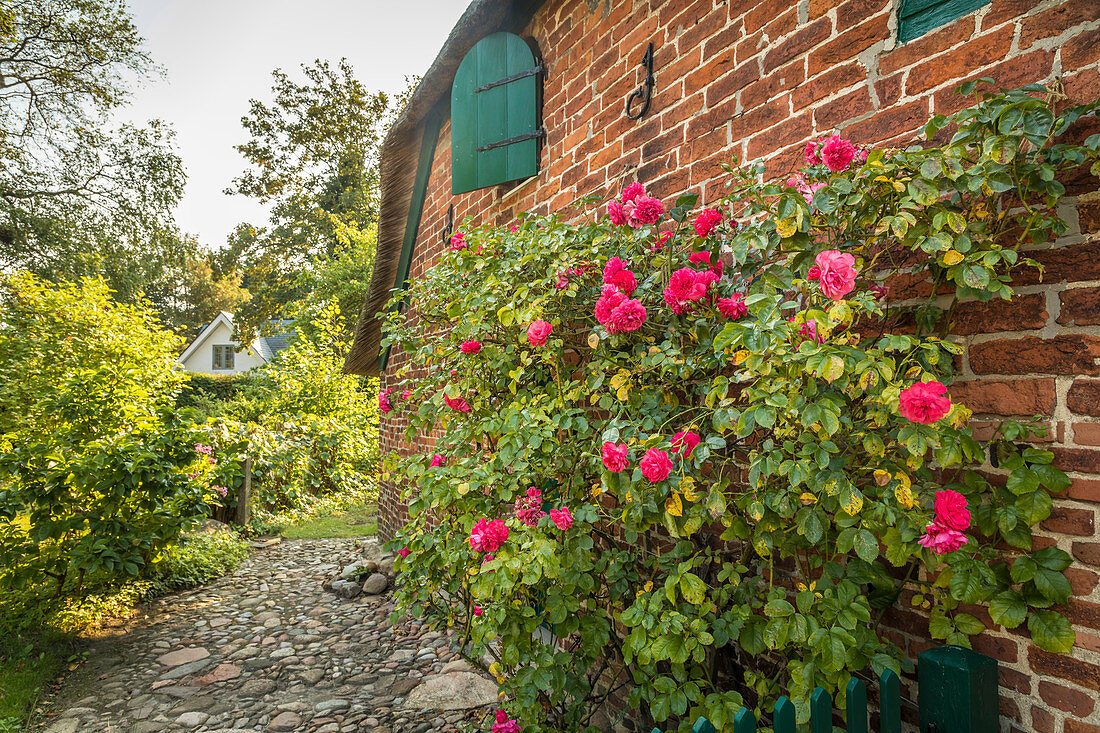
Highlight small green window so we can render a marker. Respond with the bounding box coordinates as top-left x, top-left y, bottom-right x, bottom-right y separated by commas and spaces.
451, 32, 542, 195
898, 0, 990, 43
